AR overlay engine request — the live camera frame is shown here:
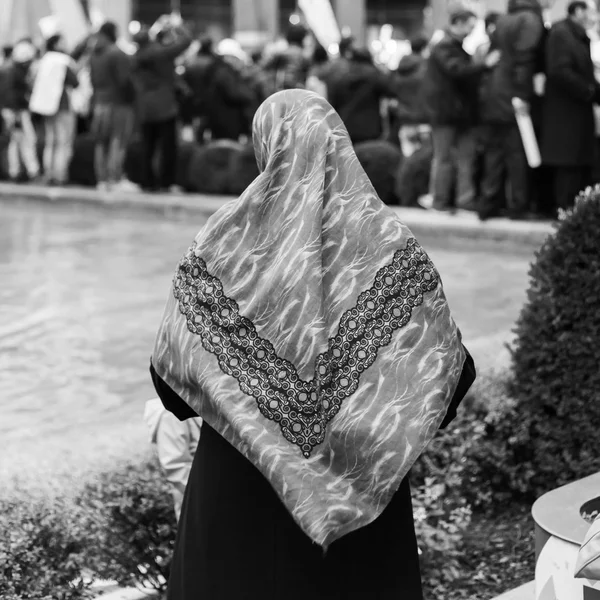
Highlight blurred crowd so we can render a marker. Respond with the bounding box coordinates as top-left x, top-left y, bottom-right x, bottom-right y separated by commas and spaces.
0, 0, 599, 220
